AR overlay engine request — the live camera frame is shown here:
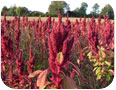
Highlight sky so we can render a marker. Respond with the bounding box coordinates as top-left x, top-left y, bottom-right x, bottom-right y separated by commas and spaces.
0, 0, 113, 14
